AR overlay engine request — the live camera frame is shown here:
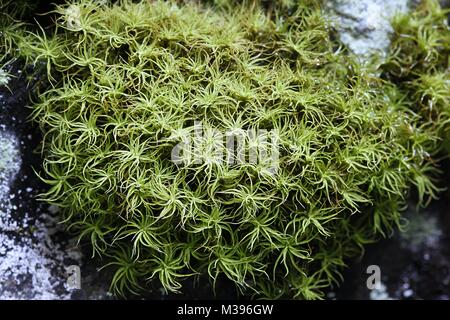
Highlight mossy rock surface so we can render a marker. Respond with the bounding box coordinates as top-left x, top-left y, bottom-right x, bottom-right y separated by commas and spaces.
0, 0, 448, 298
